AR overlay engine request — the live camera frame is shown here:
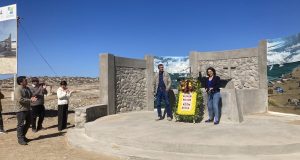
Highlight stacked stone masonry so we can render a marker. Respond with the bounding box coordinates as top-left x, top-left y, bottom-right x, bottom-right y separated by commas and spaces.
74, 105, 107, 128
75, 109, 87, 128
198, 57, 259, 89
115, 67, 147, 113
